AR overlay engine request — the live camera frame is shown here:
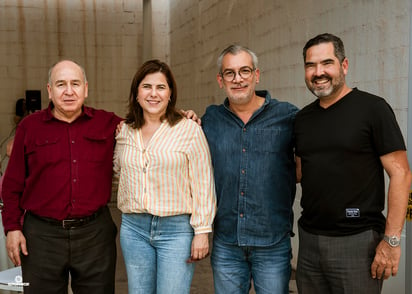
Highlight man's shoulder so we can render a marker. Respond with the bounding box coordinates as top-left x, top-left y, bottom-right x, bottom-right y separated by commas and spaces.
85, 106, 123, 122
349, 88, 385, 102
18, 109, 48, 127
268, 98, 299, 114
203, 103, 225, 119
296, 99, 318, 117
